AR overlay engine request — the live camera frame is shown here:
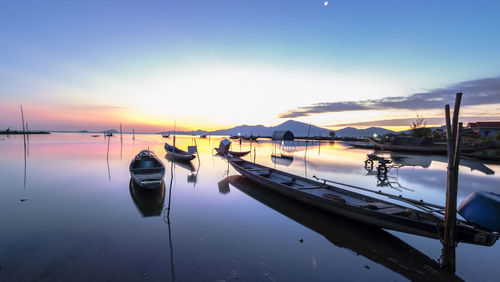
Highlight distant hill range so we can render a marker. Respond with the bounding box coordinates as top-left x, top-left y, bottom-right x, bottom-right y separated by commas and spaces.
159, 120, 395, 138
